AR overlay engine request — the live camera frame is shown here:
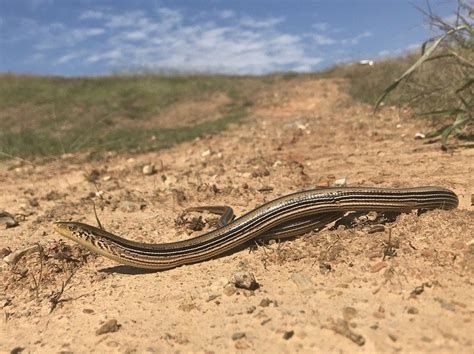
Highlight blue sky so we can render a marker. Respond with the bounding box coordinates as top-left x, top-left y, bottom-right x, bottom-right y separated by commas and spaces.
0, 0, 457, 76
